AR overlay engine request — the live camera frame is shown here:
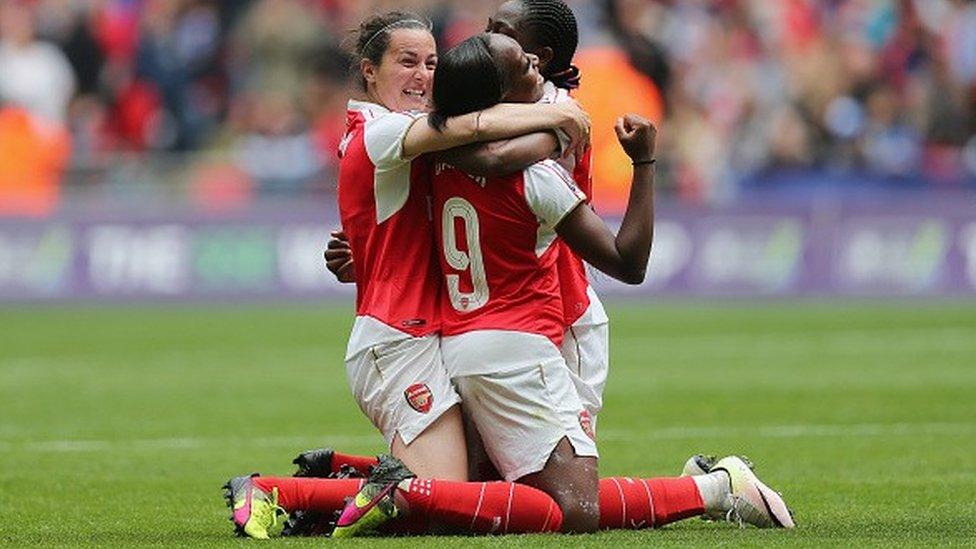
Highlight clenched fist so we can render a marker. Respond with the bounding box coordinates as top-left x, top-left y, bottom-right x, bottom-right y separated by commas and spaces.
614, 114, 656, 163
